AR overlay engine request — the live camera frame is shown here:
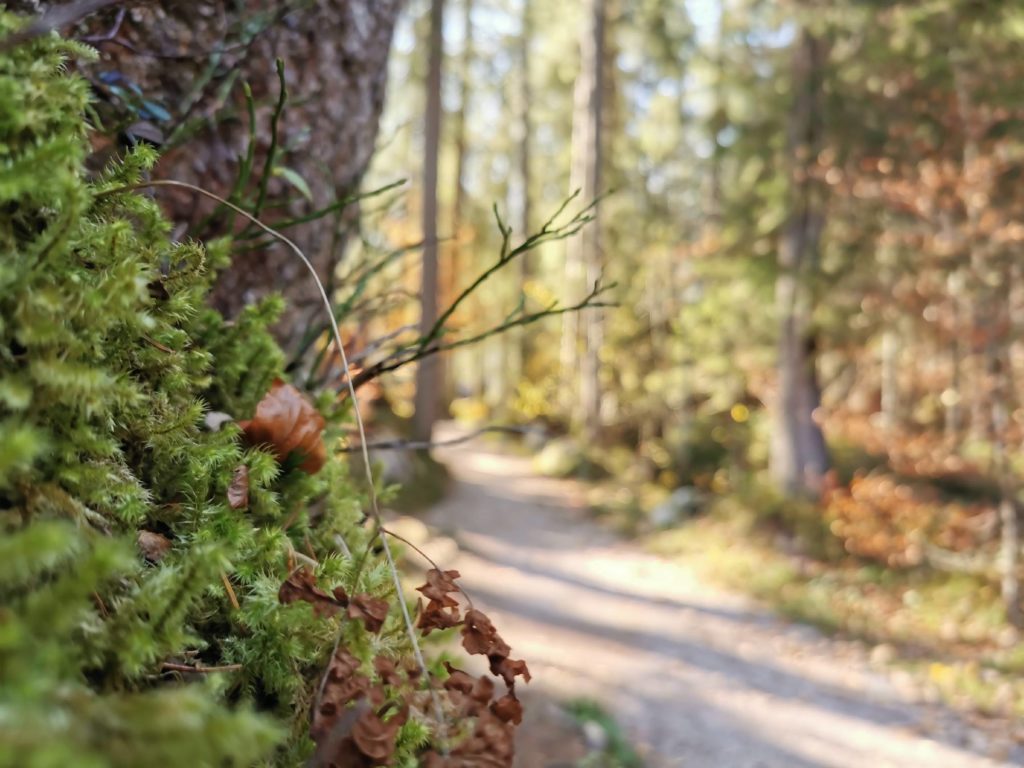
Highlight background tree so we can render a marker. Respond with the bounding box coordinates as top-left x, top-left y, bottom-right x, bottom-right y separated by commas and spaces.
413, 0, 446, 441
